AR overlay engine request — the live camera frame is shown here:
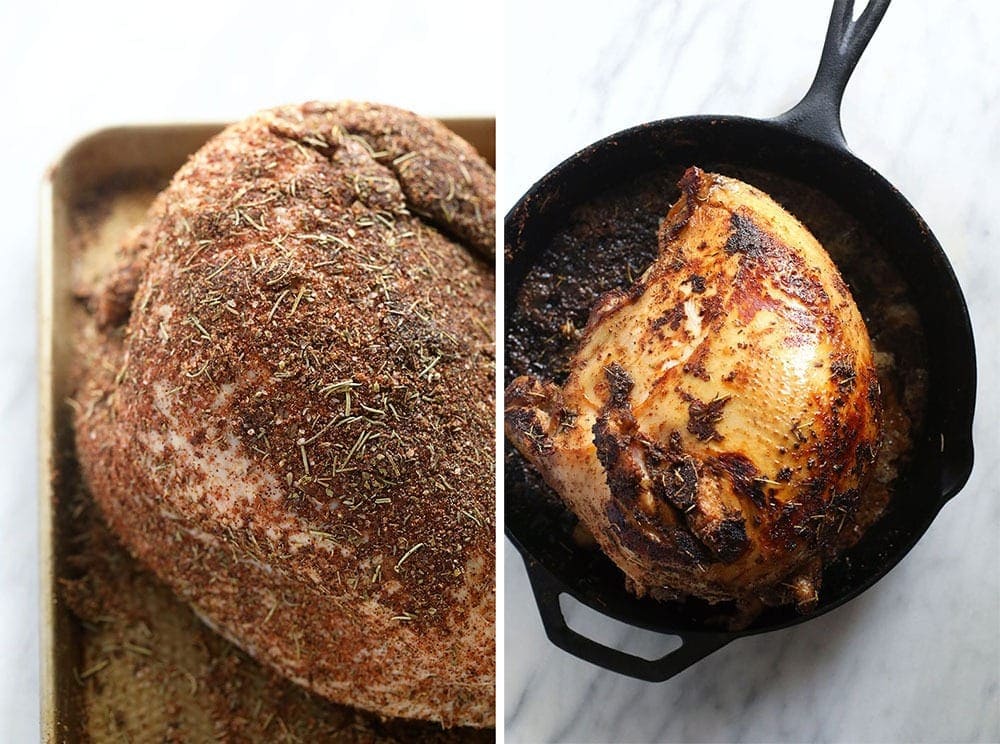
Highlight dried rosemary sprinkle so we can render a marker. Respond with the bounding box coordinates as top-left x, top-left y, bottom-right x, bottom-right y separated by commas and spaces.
392, 151, 419, 167
123, 641, 153, 657
288, 286, 308, 316
184, 360, 210, 379
395, 542, 425, 571
263, 600, 279, 626
205, 255, 236, 280
299, 443, 310, 474
79, 659, 110, 679
459, 509, 482, 527
308, 529, 340, 545
319, 379, 360, 397
267, 289, 290, 324
187, 315, 212, 340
